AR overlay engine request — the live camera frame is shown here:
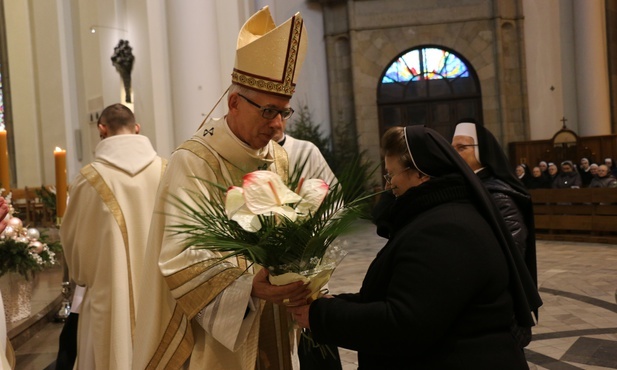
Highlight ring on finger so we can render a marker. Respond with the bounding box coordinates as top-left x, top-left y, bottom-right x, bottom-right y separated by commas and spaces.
283, 298, 290, 305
